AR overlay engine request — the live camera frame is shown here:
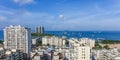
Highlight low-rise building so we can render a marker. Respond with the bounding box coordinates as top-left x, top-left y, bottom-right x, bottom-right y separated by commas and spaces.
93, 48, 120, 60
42, 36, 66, 47
5, 49, 24, 60
0, 47, 5, 59
32, 38, 41, 45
